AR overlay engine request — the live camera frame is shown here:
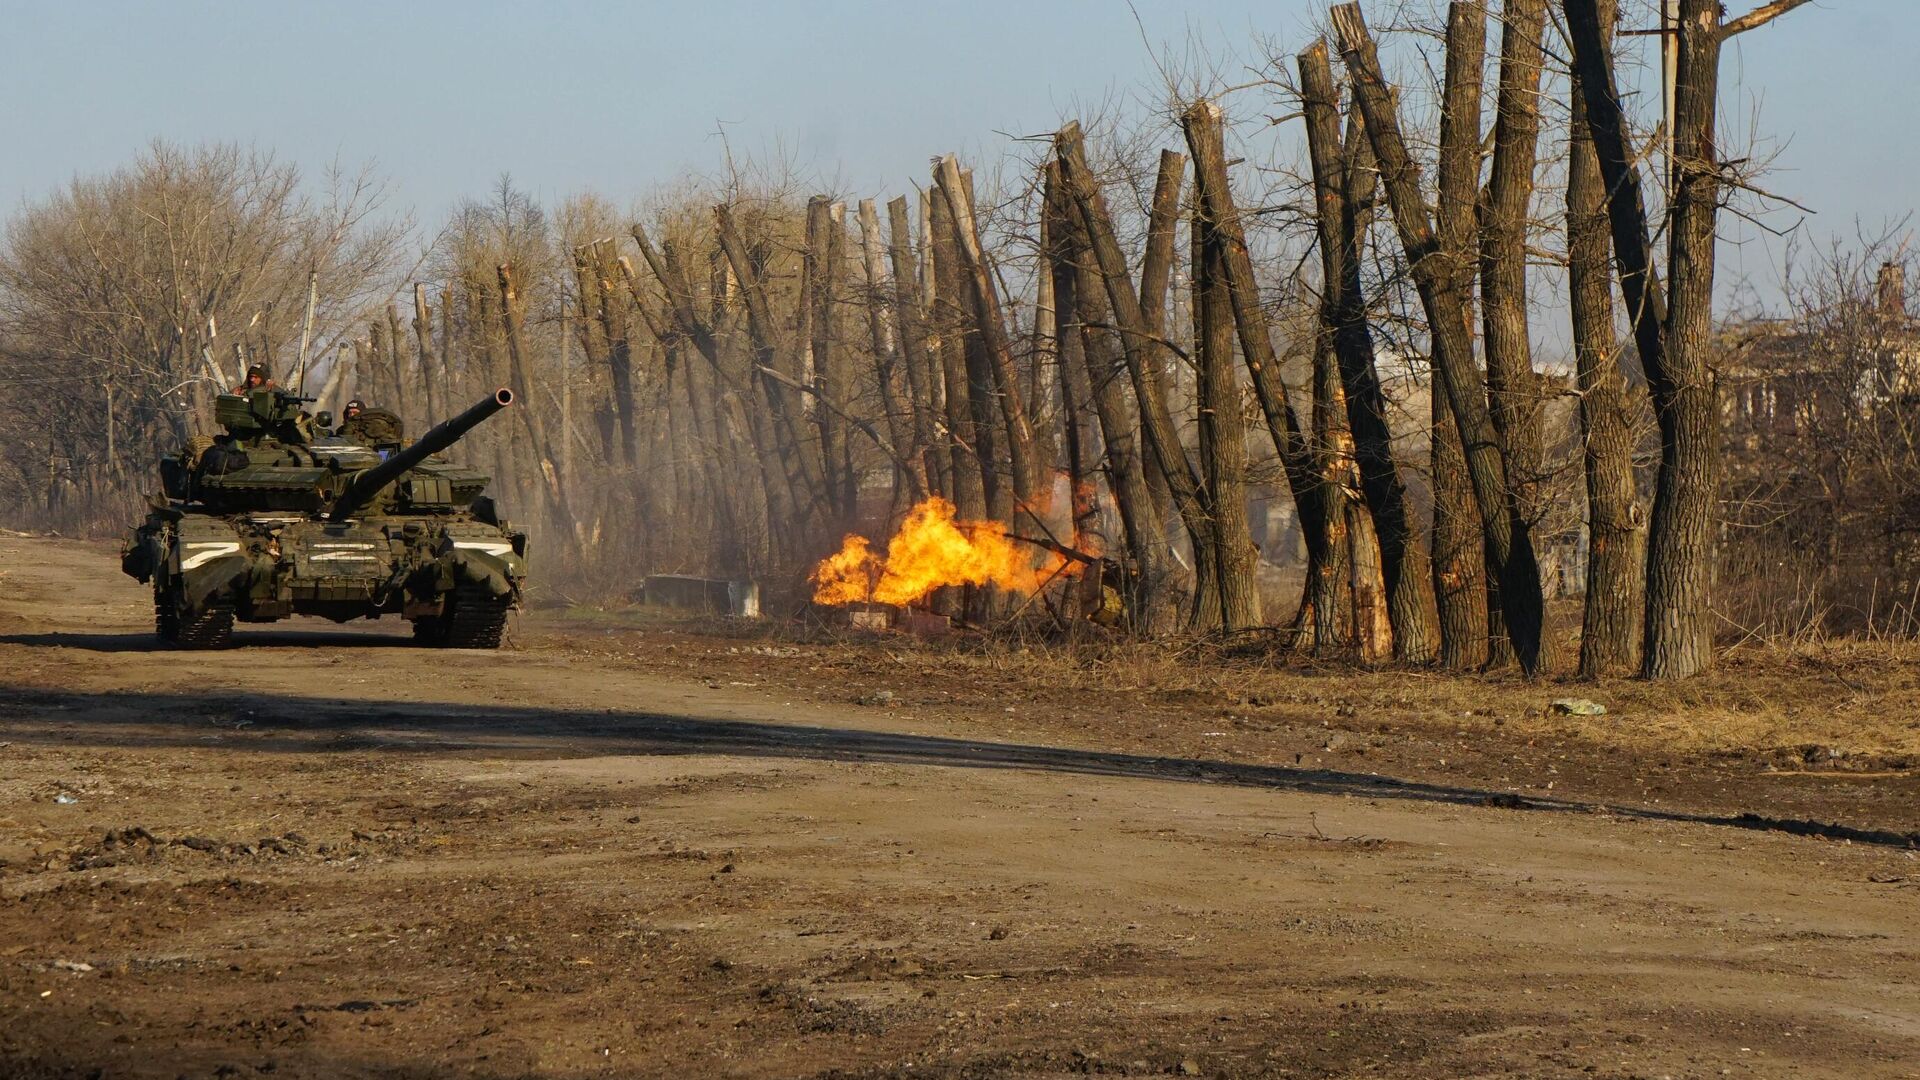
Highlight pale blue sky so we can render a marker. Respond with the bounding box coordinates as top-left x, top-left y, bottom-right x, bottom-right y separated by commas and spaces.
0, 1, 1903, 313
